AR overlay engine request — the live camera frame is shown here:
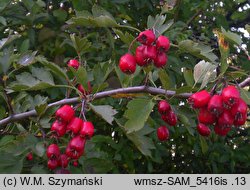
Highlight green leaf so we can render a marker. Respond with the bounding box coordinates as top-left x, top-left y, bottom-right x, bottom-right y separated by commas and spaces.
0, 34, 21, 50
199, 136, 208, 155
183, 69, 194, 86
158, 69, 170, 89
126, 126, 155, 157
0, 16, 7, 26
31, 67, 54, 85
17, 51, 37, 66
53, 9, 67, 22
113, 29, 135, 48
124, 98, 155, 133
33, 142, 45, 157
221, 27, 242, 46
31, 165, 48, 174
70, 34, 92, 54
36, 56, 68, 80
34, 95, 48, 117
73, 66, 88, 89
193, 60, 217, 89
240, 88, 250, 105
147, 15, 173, 36
0, 136, 15, 147
89, 104, 118, 125
179, 40, 218, 62
0, 152, 23, 174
